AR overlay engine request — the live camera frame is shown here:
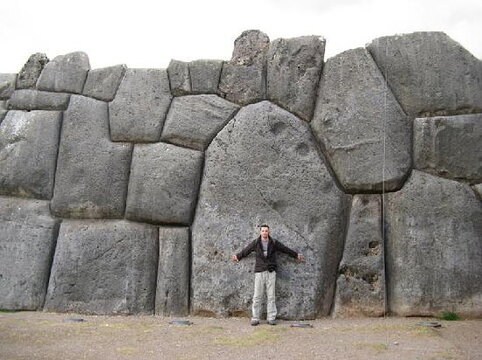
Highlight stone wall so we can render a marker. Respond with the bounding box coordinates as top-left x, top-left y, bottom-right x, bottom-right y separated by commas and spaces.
0, 30, 481, 319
